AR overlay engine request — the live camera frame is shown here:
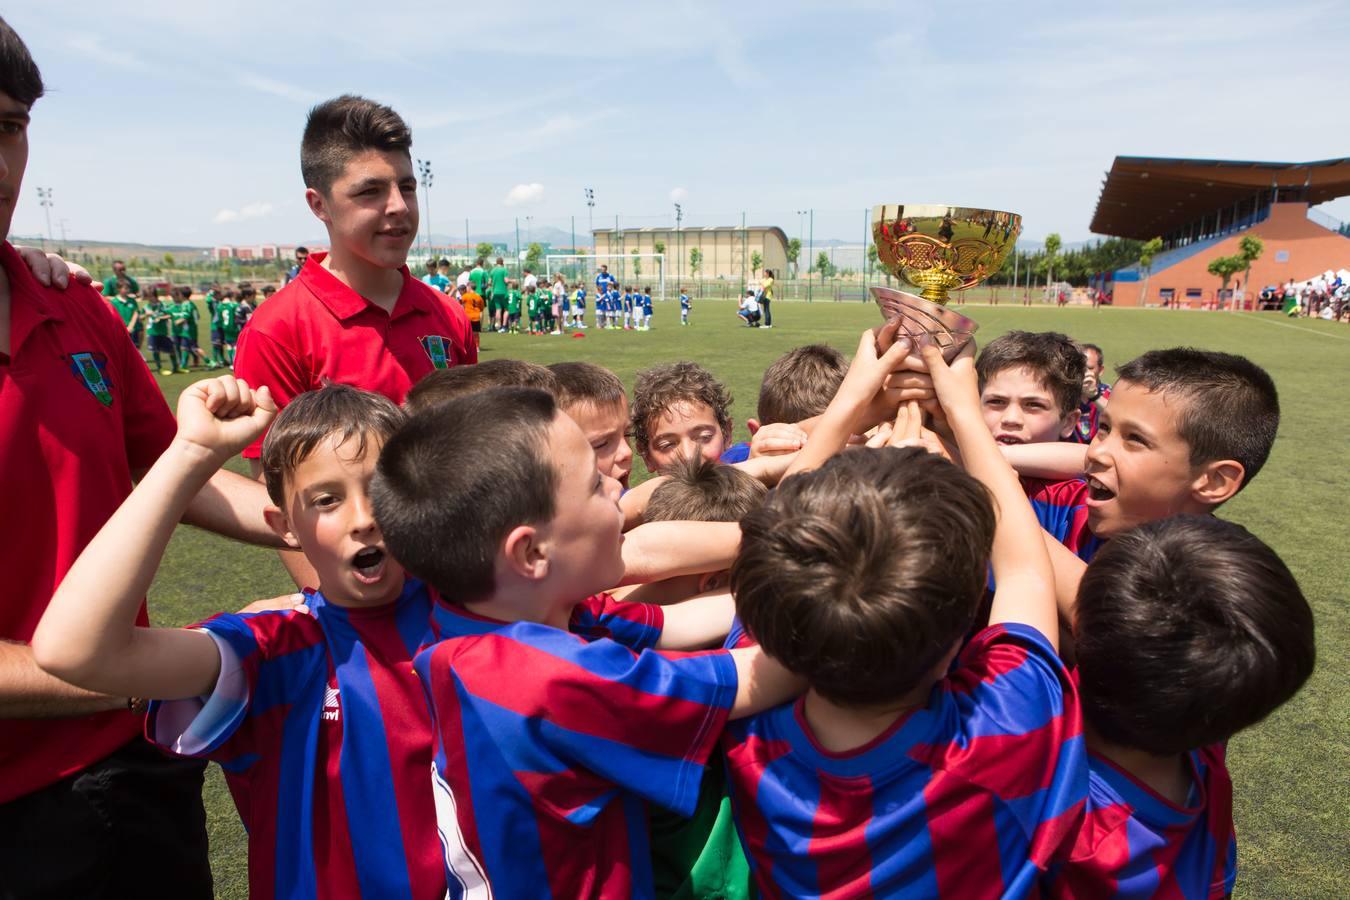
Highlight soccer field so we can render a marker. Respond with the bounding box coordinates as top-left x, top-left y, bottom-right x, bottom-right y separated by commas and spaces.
146, 299, 1349, 898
